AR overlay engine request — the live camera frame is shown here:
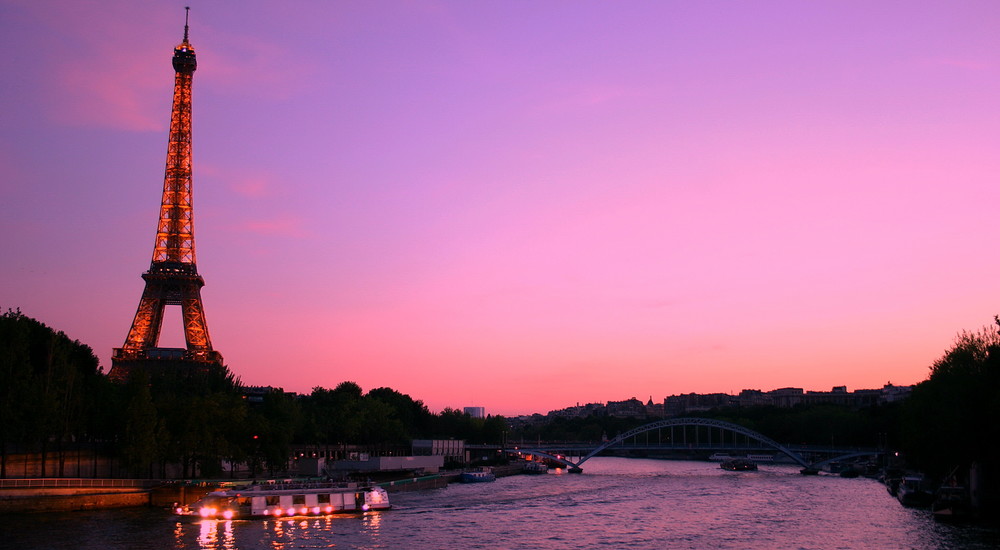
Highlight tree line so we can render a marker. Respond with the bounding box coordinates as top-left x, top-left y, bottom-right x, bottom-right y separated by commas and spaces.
3, 308, 997, 505
0, 310, 504, 479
